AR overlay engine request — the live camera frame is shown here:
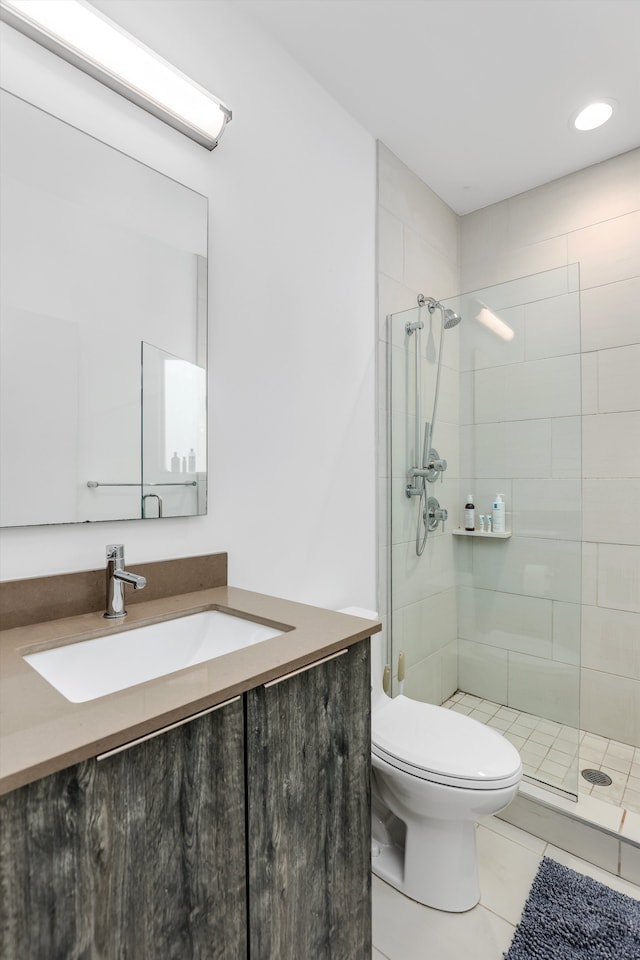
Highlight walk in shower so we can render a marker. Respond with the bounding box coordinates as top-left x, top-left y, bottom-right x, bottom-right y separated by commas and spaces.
387, 264, 582, 798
